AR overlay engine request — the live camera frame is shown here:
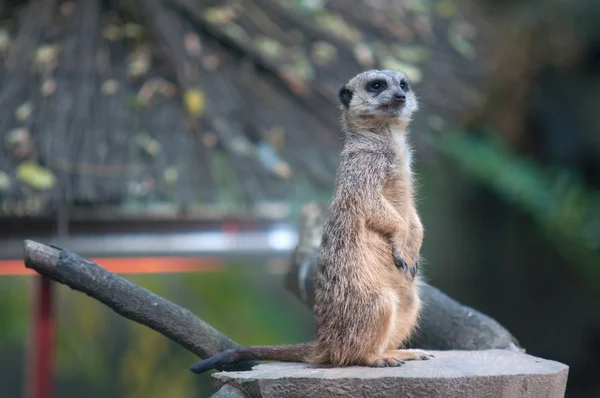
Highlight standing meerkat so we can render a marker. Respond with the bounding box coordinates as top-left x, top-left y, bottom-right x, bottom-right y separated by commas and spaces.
189, 69, 431, 374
